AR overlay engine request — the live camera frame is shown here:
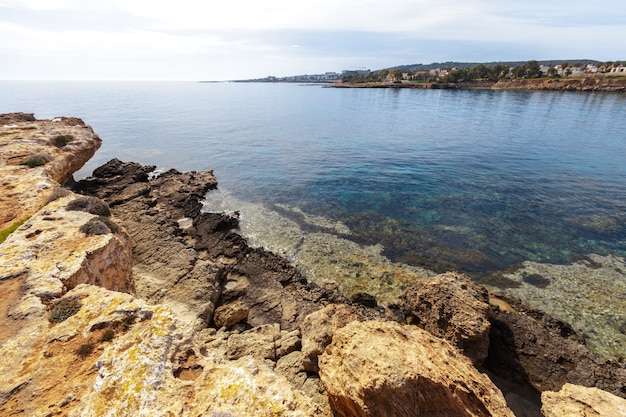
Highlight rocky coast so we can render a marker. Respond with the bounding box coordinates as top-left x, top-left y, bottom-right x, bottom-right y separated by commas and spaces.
333, 76, 626, 92
1, 112, 625, 416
